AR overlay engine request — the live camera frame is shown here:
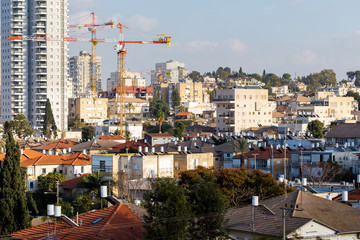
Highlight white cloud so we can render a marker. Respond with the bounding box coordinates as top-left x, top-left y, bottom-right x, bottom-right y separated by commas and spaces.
126, 14, 158, 32
292, 49, 318, 65
185, 40, 219, 51
226, 38, 247, 52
